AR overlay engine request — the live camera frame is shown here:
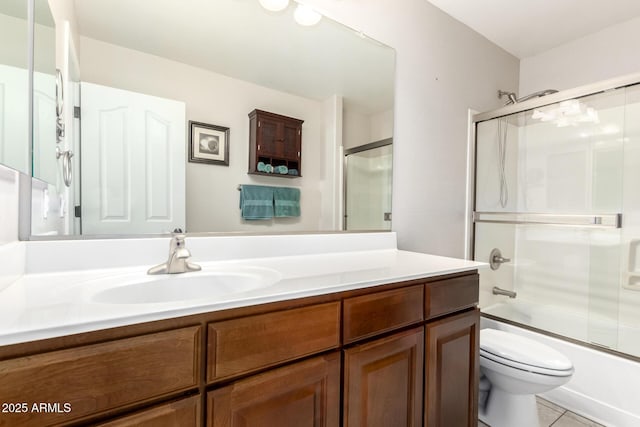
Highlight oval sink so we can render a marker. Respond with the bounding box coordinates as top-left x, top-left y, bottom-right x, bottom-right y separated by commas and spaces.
85, 267, 281, 305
